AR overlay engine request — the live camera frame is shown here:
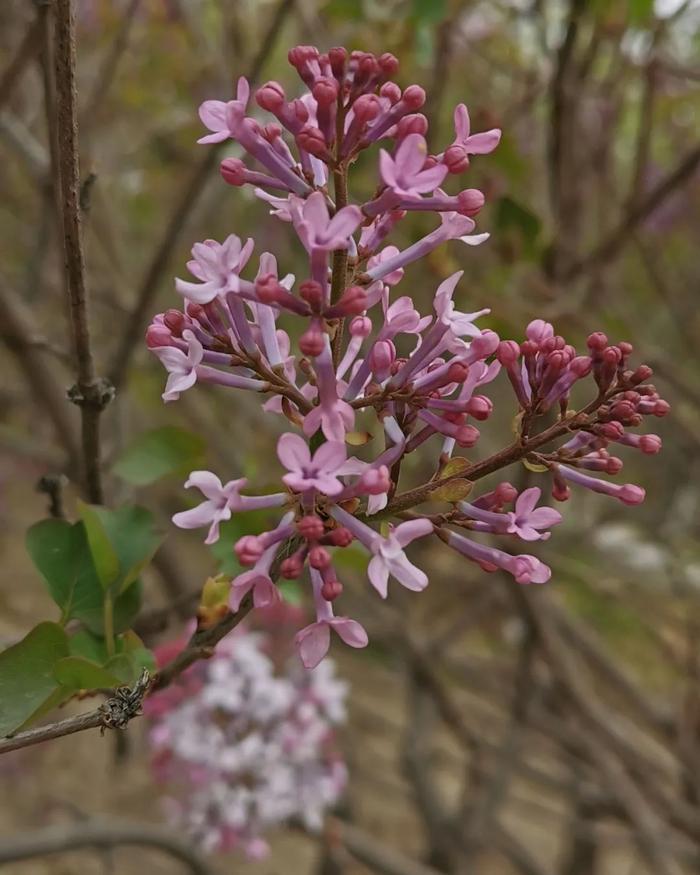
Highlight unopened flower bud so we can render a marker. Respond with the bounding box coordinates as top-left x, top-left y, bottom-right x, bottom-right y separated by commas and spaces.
329, 46, 348, 78
352, 94, 381, 123
280, 554, 304, 579
299, 323, 325, 357
629, 364, 653, 385
146, 323, 172, 348
313, 77, 339, 106
256, 81, 286, 112
326, 526, 353, 547
309, 545, 331, 569
457, 188, 485, 216
360, 465, 391, 495
369, 340, 396, 379
467, 395, 493, 420
443, 144, 469, 174
350, 316, 372, 337
402, 85, 426, 110
587, 331, 608, 351
639, 434, 662, 454
497, 340, 520, 365
396, 114, 428, 139
297, 126, 329, 158
235, 535, 264, 566
380, 81, 401, 104
456, 424, 480, 447
298, 515, 325, 540
220, 157, 247, 186
299, 280, 324, 310
378, 52, 399, 78
164, 309, 188, 337
321, 579, 343, 601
